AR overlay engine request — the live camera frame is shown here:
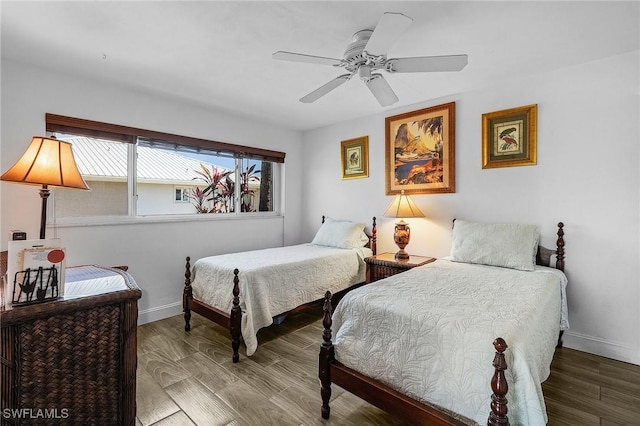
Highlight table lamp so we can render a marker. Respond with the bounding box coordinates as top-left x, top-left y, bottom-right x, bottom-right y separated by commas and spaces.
1, 136, 90, 239
383, 190, 424, 260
